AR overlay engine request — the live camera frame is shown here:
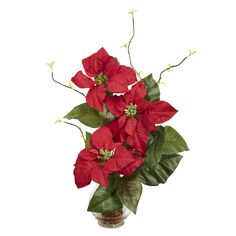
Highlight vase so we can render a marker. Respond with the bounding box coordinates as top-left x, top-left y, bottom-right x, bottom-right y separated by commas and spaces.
92, 208, 130, 228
